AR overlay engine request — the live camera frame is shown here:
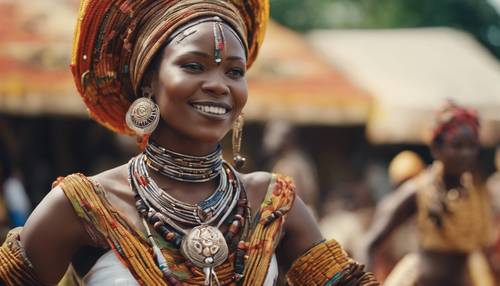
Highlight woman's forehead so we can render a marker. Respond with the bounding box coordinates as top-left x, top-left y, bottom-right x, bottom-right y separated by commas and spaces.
165, 21, 246, 60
